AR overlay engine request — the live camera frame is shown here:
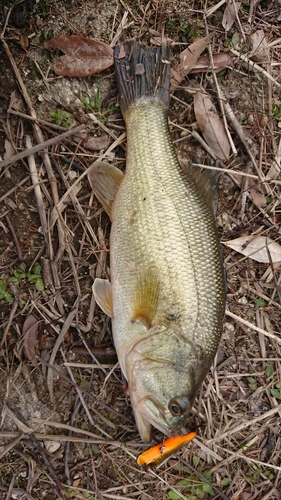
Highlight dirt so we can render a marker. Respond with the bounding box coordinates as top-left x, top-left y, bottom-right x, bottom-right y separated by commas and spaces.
0, 1, 281, 500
